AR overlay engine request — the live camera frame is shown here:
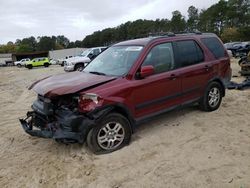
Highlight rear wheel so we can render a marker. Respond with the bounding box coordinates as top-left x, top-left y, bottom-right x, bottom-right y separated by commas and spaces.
87, 113, 131, 154
199, 82, 223, 112
75, 64, 84, 71
44, 63, 49, 67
